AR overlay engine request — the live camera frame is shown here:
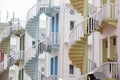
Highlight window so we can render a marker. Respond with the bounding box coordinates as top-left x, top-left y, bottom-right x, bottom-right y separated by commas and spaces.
32, 41, 42, 53
70, 21, 74, 30
9, 77, 12, 80
113, 37, 116, 46
69, 65, 74, 74
32, 41, 35, 48
105, 41, 108, 48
